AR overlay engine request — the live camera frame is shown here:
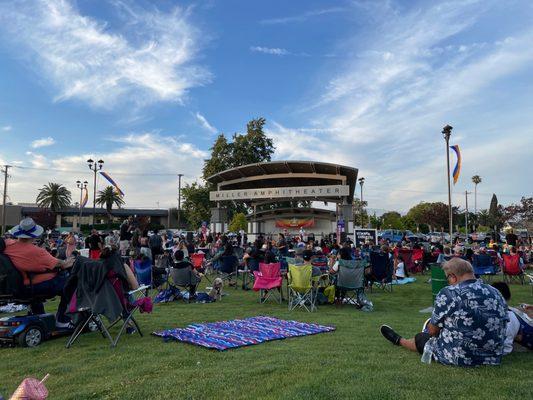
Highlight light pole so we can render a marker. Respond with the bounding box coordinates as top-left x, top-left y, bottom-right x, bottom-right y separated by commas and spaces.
358, 177, 365, 227
76, 180, 88, 230
177, 173, 183, 229
442, 125, 453, 241
87, 159, 104, 228
471, 175, 481, 231
465, 190, 471, 238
